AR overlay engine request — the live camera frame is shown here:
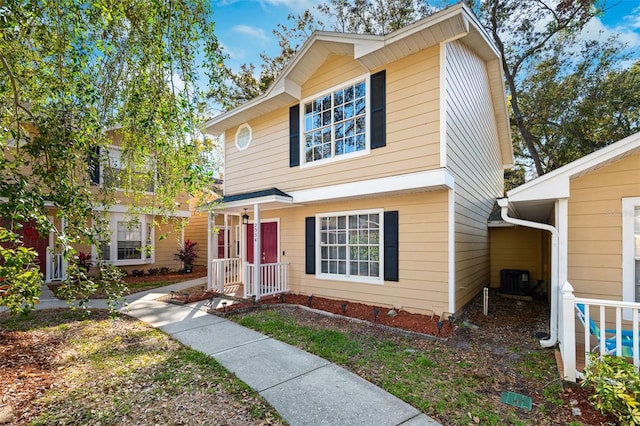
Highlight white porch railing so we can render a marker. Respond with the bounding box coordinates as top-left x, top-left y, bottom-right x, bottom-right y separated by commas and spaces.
209, 258, 242, 292
45, 252, 65, 282
244, 262, 289, 300
561, 281, 640, 382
